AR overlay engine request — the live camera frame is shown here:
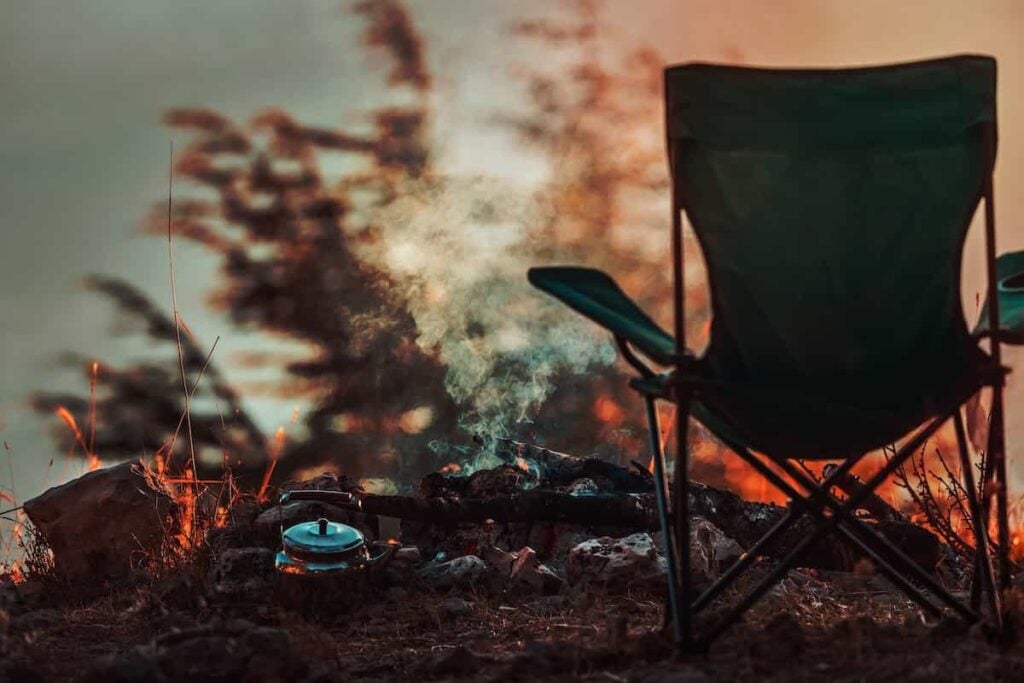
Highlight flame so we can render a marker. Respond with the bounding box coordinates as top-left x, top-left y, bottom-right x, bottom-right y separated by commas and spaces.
593, 393, 624, 426
176, 469, 195, 550
214, 505, 229, 529
55, 405, 102, 473
439, 462, 462, 475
